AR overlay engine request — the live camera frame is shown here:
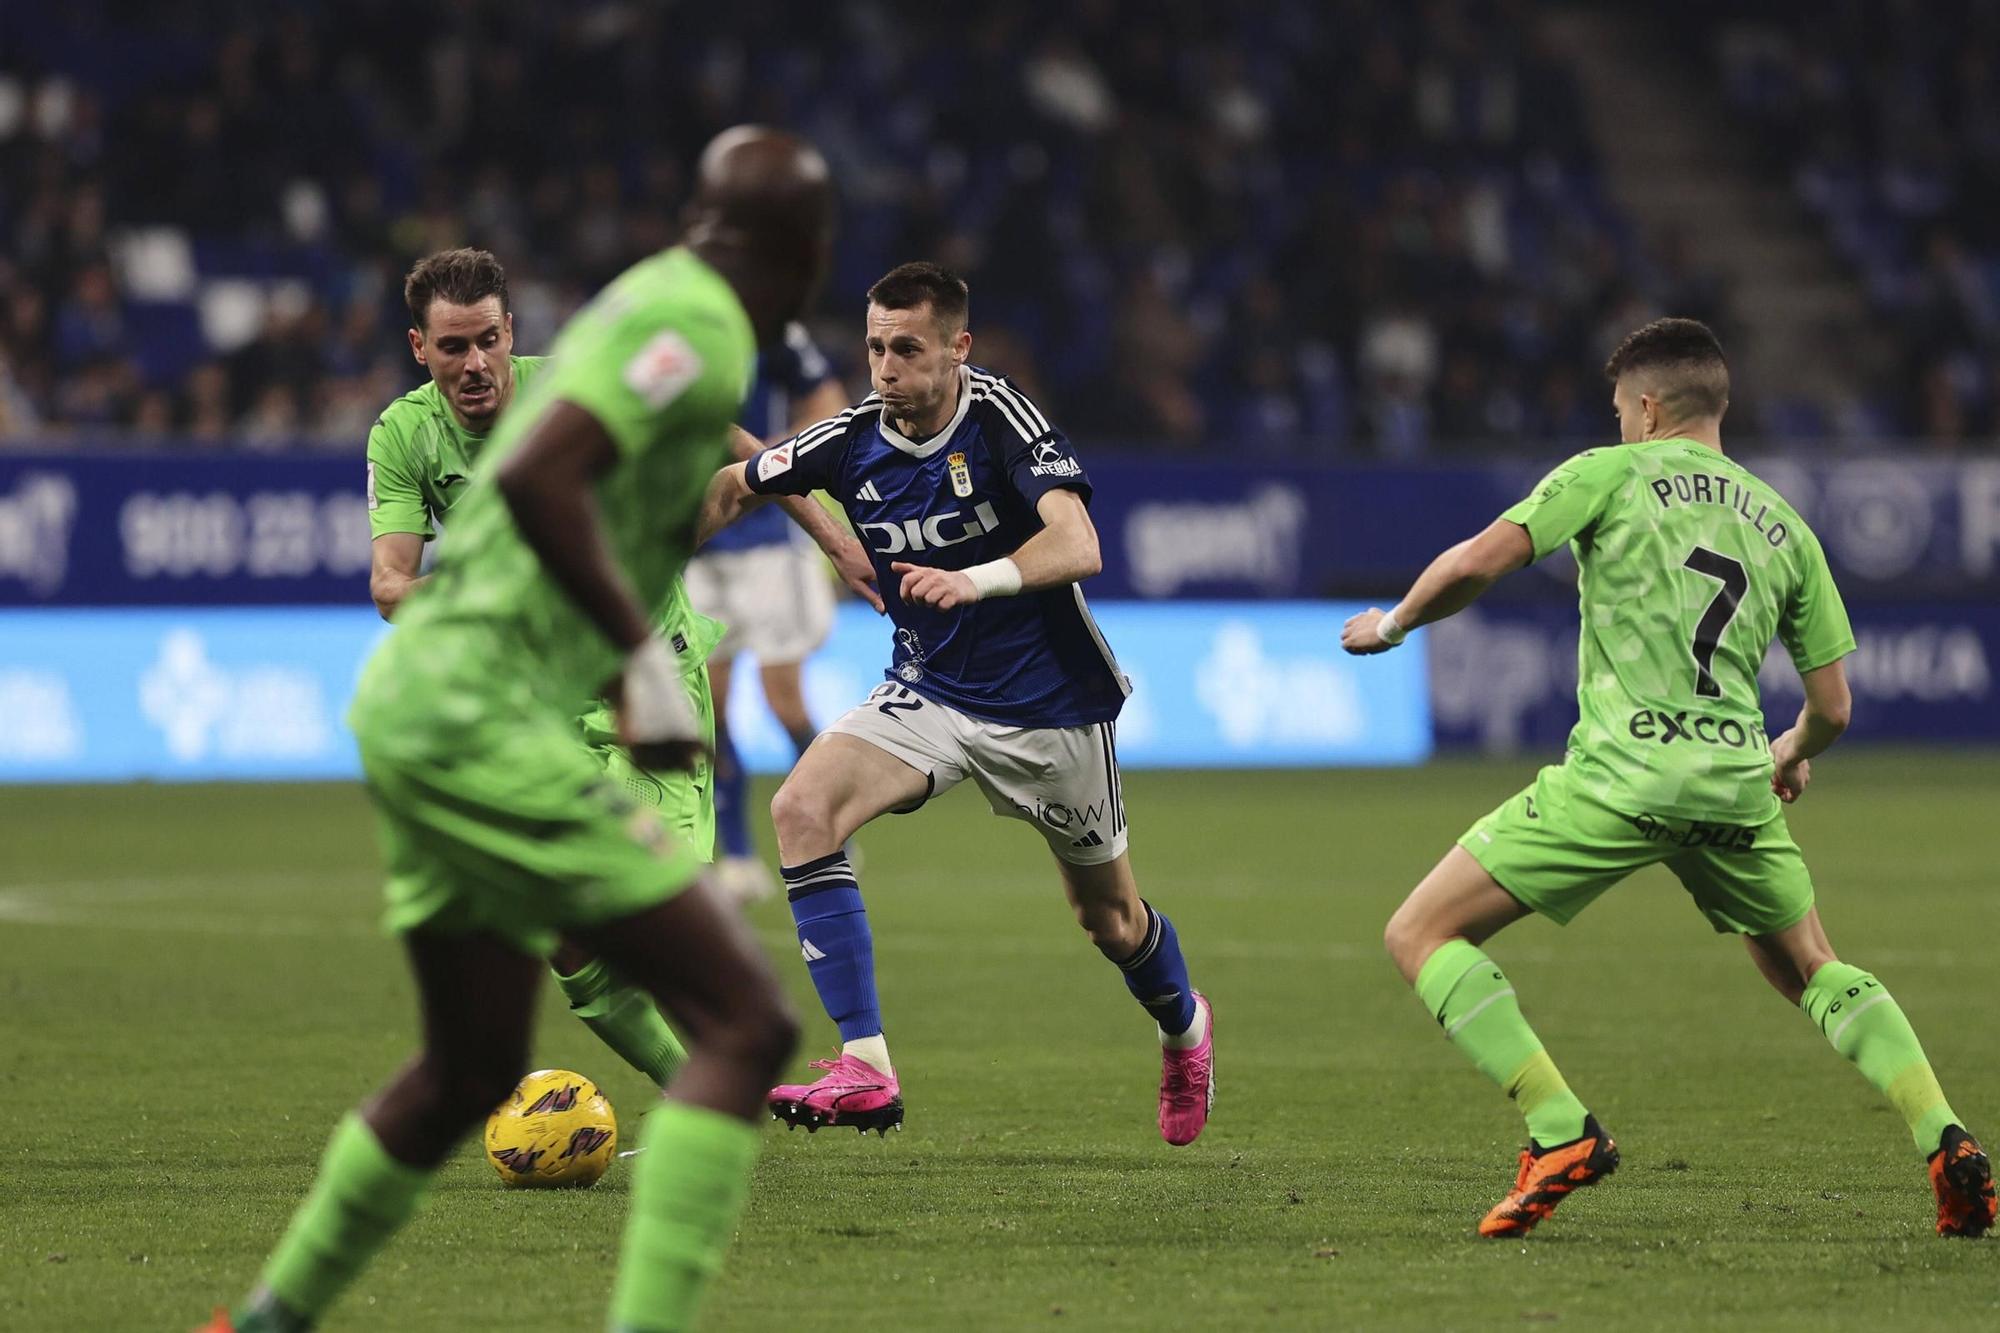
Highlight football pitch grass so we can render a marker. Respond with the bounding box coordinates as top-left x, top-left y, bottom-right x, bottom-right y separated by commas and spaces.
4, 753, 1996, 1330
